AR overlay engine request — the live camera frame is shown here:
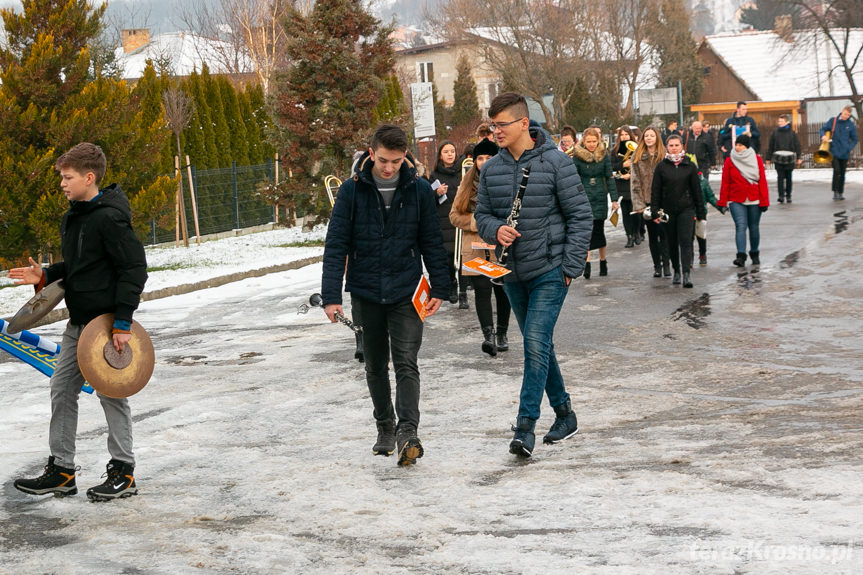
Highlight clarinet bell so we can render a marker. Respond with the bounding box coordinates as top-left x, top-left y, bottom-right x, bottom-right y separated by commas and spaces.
309, 293, 323, 308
